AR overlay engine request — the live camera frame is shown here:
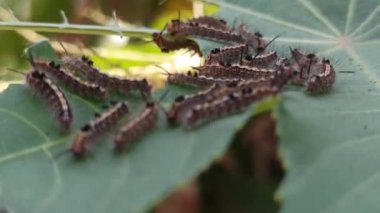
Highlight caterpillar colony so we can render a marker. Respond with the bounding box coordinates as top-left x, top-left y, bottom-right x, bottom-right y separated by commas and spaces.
14, 14, 336, 159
